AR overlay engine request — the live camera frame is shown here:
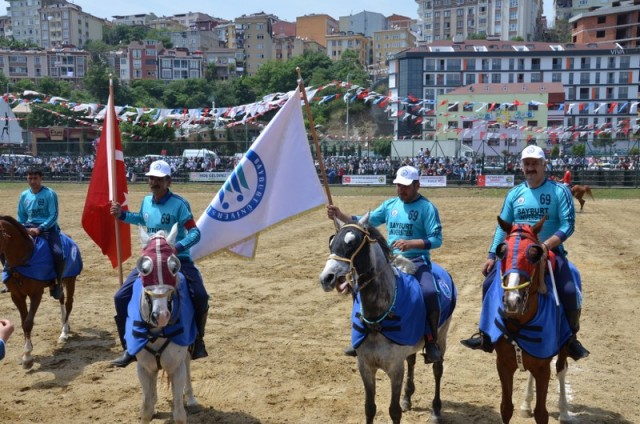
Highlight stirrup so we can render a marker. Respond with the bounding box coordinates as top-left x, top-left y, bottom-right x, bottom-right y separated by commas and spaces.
460, 332, 494, 353
567, 339, 590, 361
191, 338, 208, 360
422, 343, 443, 364
111, 351, 136, 368
343, 346, 357, 357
